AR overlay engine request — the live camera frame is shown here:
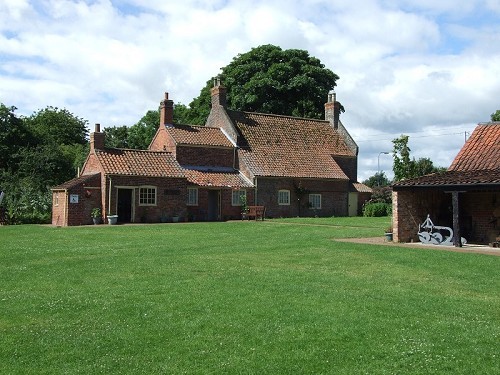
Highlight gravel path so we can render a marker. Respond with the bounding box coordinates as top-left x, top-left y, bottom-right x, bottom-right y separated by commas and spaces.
335, 237, 500, 256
